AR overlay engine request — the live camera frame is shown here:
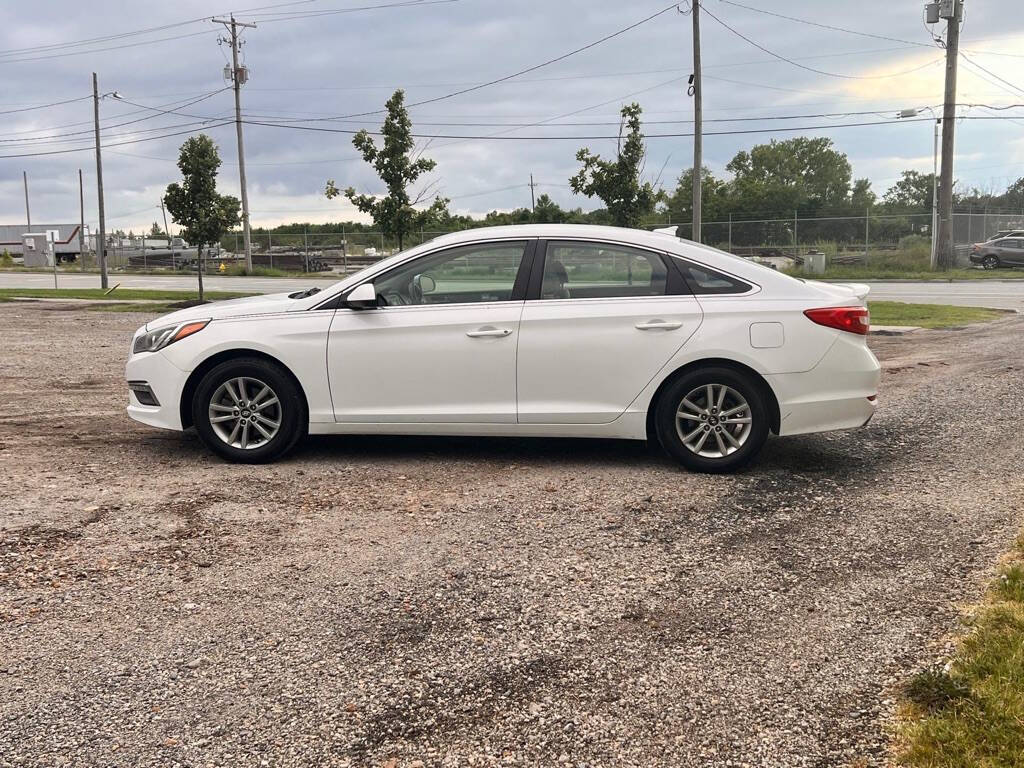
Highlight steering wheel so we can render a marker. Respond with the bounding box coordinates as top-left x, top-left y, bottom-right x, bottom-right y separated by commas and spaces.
380, 289, 409, 306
